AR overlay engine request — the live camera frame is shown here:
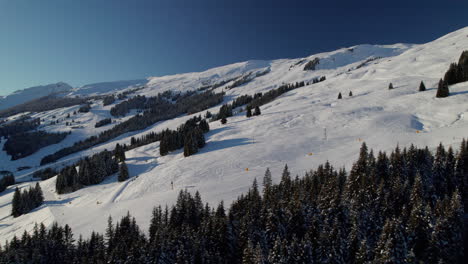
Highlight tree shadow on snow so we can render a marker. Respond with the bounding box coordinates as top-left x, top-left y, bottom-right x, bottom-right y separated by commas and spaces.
44, 196, 78, 207
200, 138, 252, 155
